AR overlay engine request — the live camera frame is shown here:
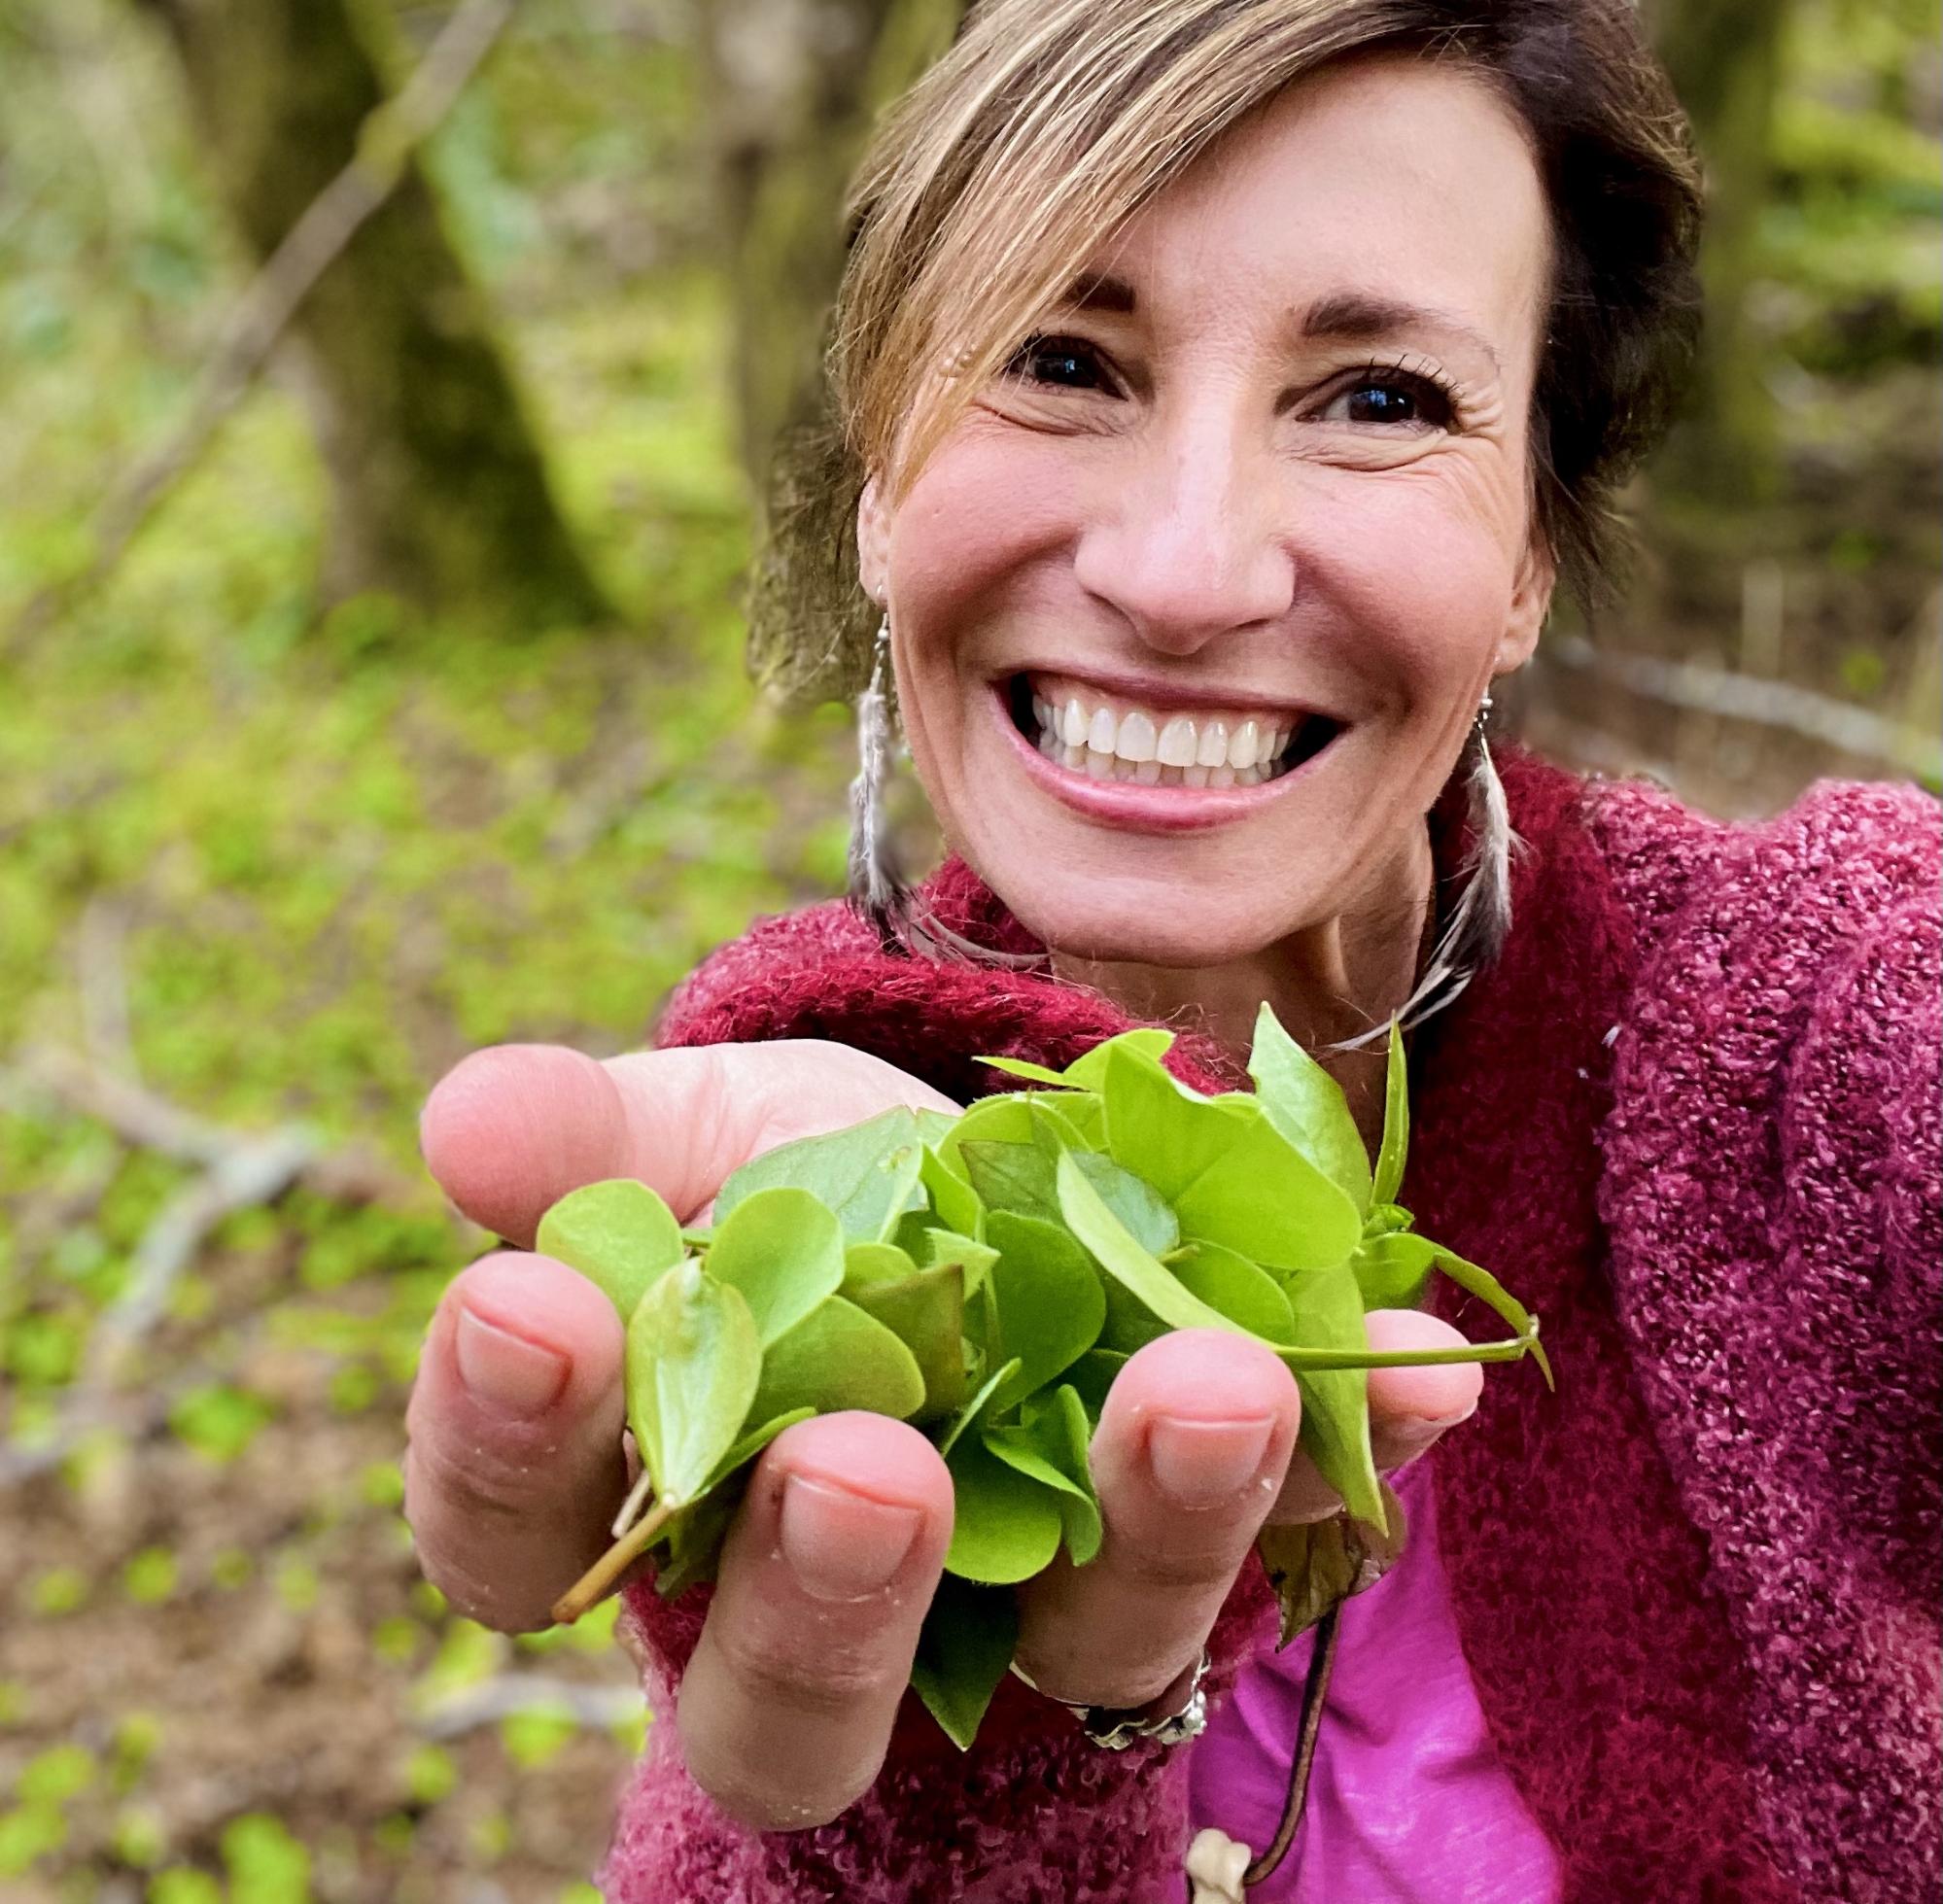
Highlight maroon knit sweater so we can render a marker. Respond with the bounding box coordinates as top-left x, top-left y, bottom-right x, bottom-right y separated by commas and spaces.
601, 749, 1941, 1903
